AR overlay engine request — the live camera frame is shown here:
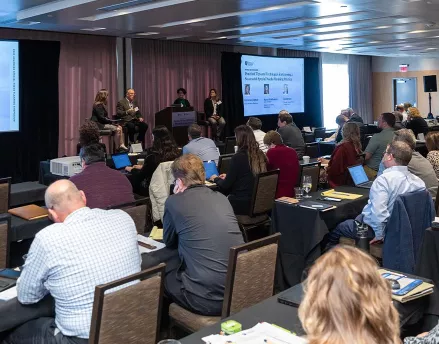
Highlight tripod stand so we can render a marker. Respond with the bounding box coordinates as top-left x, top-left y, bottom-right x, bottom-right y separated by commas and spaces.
428, 92, 434, 118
